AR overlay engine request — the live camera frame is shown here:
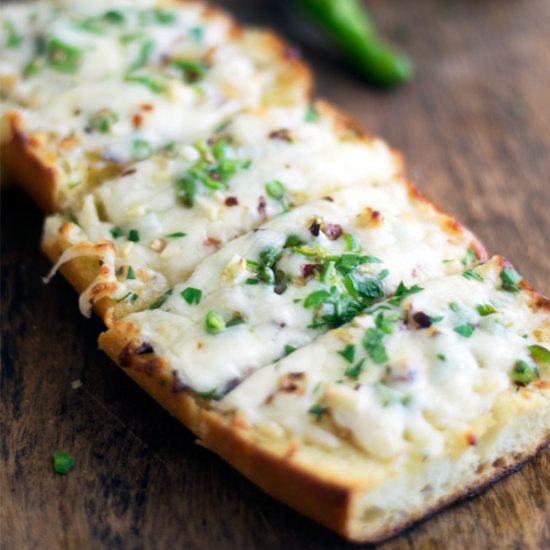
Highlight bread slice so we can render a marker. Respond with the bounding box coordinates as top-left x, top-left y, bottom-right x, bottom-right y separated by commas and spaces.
1, 0, 312, 212
99, 256, 550, 543
41, 100, 402, 320
97, 178, 485, 396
